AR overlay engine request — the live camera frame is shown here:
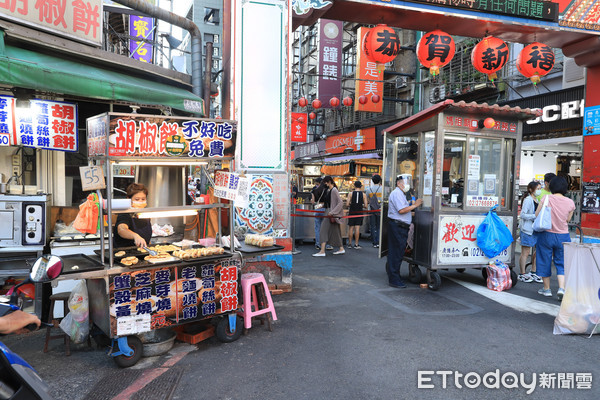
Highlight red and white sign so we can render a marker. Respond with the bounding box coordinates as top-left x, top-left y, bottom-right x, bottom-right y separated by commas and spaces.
291, 112, 307, 142
325, 127, 376, 154
354, 27, 384, 113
